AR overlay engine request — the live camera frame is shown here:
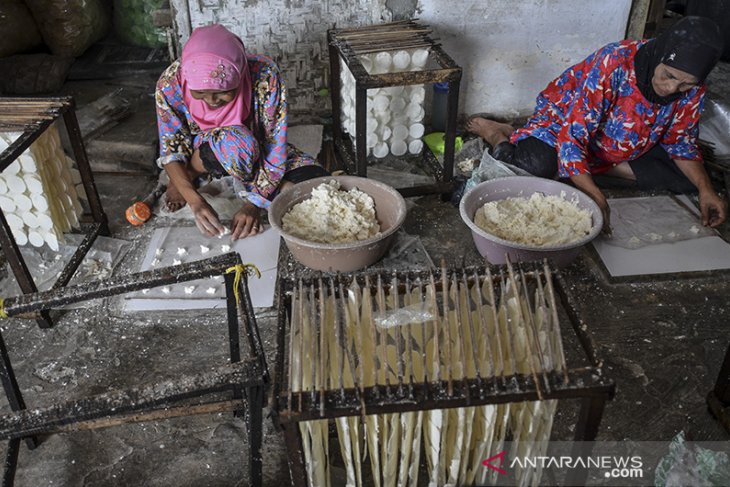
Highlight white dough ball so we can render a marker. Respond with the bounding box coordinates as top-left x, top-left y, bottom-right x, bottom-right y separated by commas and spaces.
5, 161, 20, 175
5, 213, 23, 230
408, 139, 424, 155
31, 194, 49, 212
19, 154, 36, 173
390, 97, 407, 112
28, 231, 44, 248
23, 176, 43, 194
0, 196, 15, 212
36, 212, 53, 231
409, 123, 425, 139
373, 94, 389, 113
390, 140, 408, 156
372, 142, 389, 159
15, 194, 32, 212
5, 175, 25, 194
393, 50, 411, 70
410, 49, 429, 69
13, 229, 27, 246
373, 52, 392, 73
392, 124, 408, 141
